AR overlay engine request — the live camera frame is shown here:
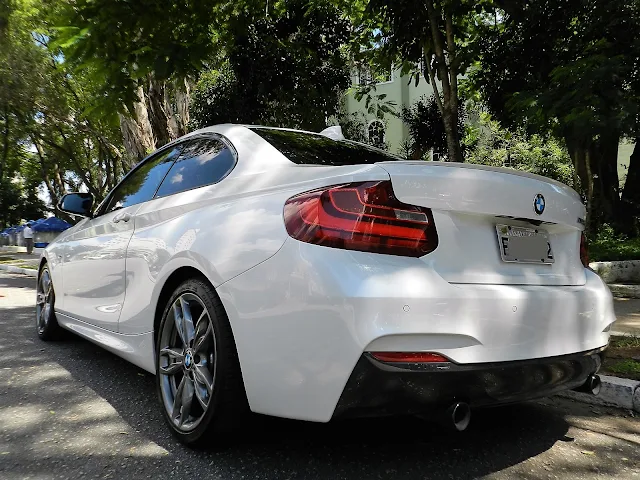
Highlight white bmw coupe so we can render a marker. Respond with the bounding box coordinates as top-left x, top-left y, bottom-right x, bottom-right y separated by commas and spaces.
37, 124, 614, 445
